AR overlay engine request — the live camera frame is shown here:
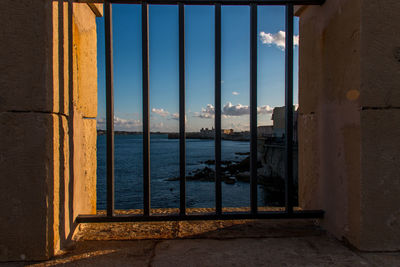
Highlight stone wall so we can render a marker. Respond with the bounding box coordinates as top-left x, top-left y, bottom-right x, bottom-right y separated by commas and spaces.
257, 140, 298, 184
297, 0, 400, 251
0, 1, 101, 261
